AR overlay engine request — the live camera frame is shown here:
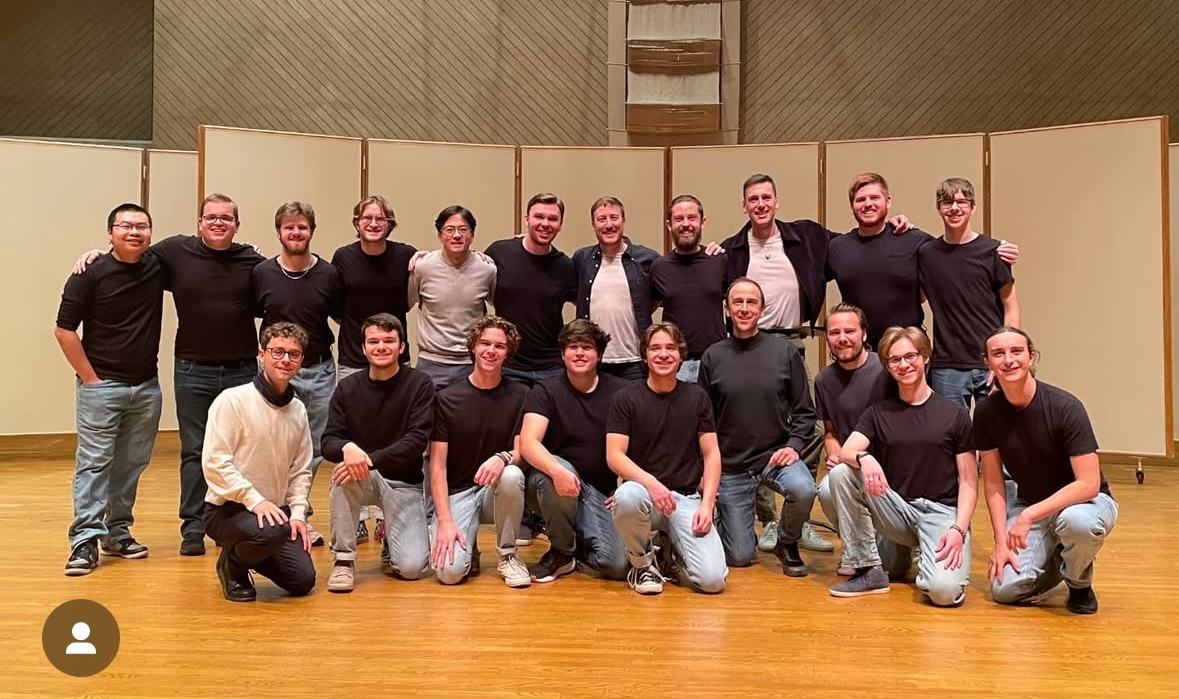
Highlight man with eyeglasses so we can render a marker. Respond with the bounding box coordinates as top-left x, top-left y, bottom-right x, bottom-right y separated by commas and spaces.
409, 205, 497, 390
253, 201, 343, 546
202, 321, 316, 602
828, 326, 976, 605
917, 177, 1019, 411
73, 193, 265, 556
56, 204, 165, 576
